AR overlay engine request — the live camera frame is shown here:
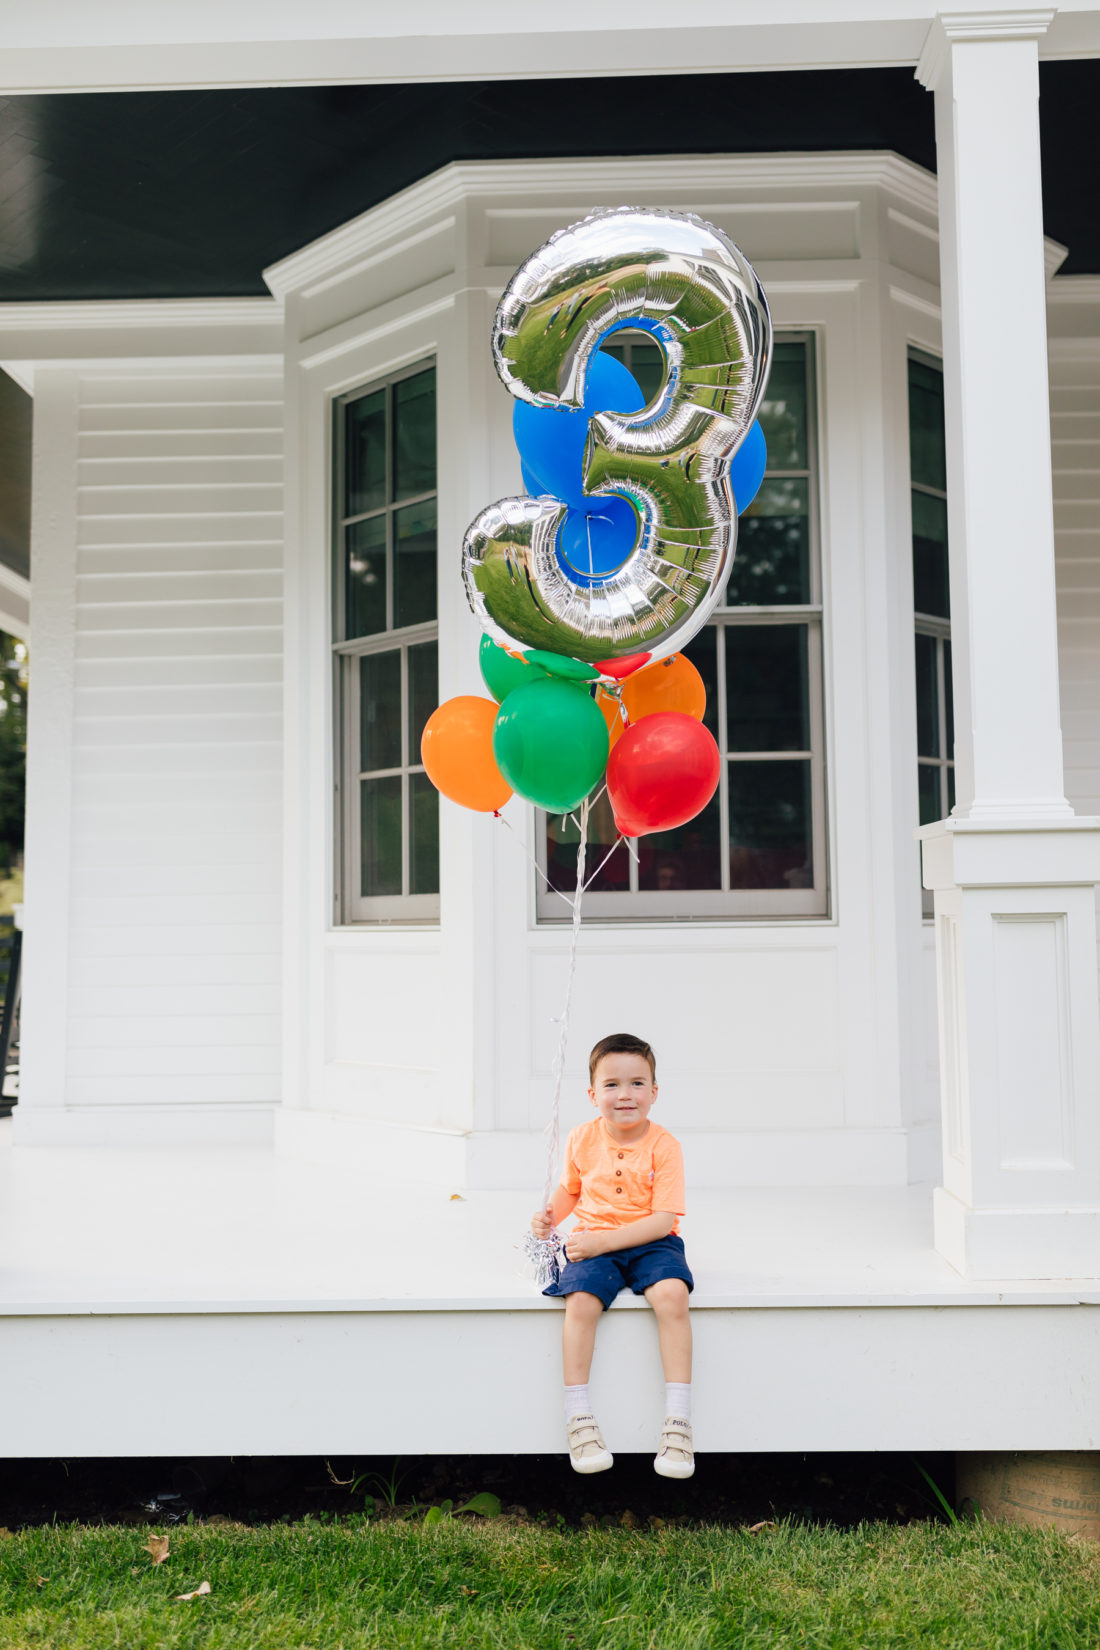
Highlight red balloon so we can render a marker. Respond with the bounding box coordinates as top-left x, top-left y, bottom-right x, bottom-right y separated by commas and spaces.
606, 712, 720, 837
595, 651, 652, 680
